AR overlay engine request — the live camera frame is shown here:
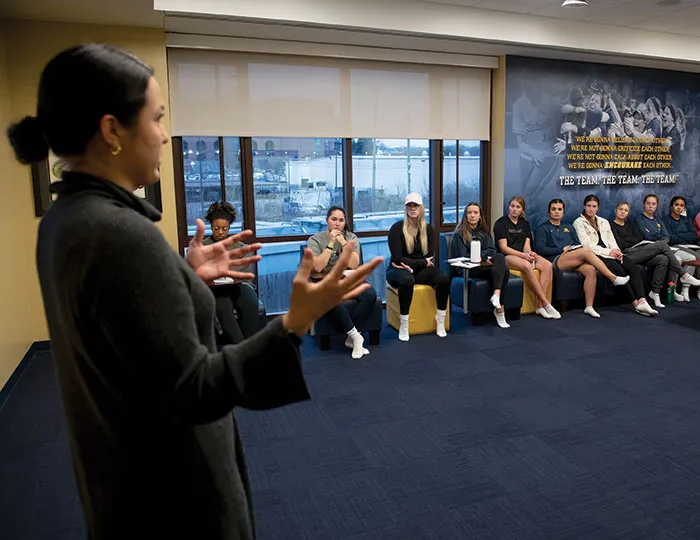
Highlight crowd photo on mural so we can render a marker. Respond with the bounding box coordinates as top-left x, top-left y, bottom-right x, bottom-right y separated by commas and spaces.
505, 56, 700, 228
